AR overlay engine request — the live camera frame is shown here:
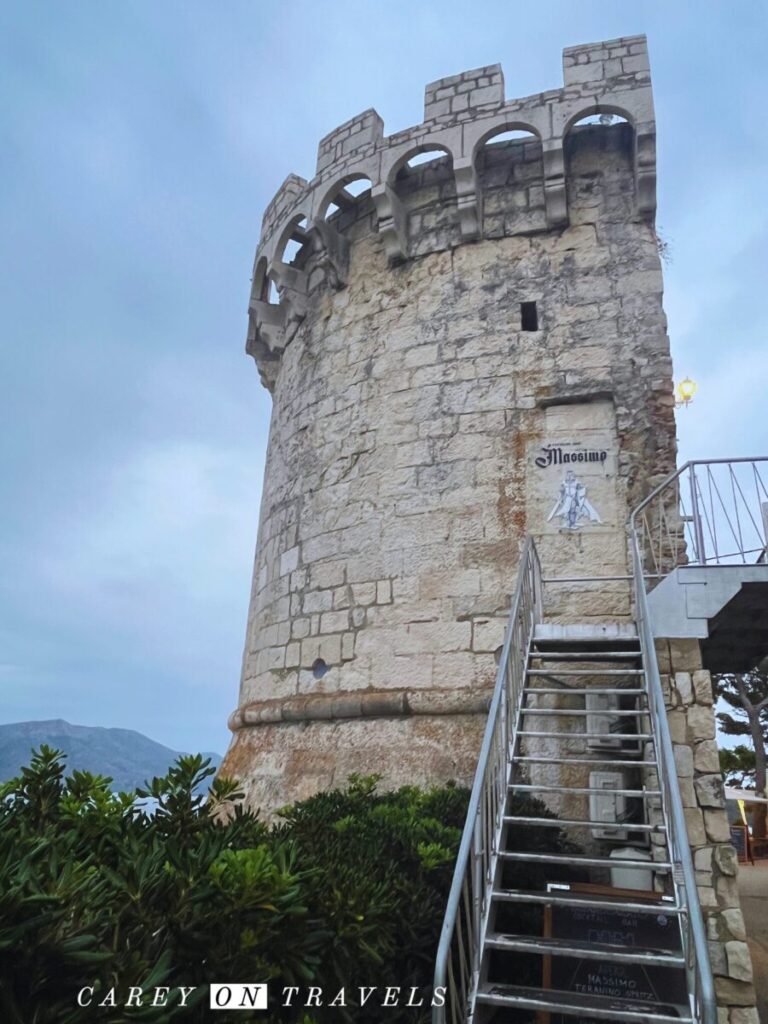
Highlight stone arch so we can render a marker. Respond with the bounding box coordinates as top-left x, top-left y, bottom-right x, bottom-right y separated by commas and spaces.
473, 123, 545, 237
273, 213, 312, 268
253, 256, 270, 303
386, 143, 454, 187
563, 103, 635, 136
563, 104, 640, 225
471, 122, 541, 164
316, 172, 375, 221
